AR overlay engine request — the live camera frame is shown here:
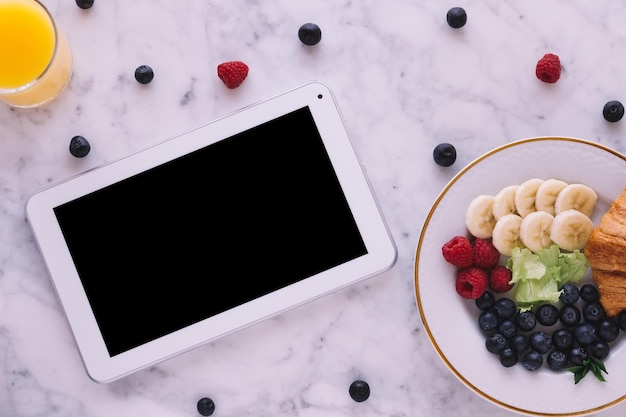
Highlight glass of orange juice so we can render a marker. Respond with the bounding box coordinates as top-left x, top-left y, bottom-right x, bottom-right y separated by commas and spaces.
0, 0, 73, 108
